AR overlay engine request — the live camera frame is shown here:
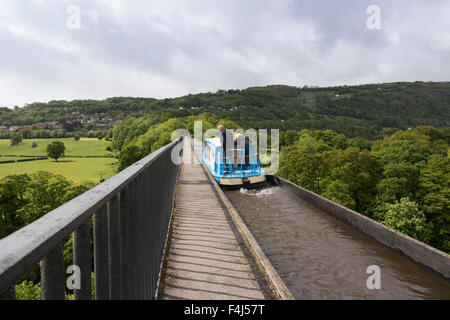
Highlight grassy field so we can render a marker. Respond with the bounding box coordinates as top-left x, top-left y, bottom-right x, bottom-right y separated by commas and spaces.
0, 157, 117, 183
0, 138, 113, 157
0, 138, 117, 183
